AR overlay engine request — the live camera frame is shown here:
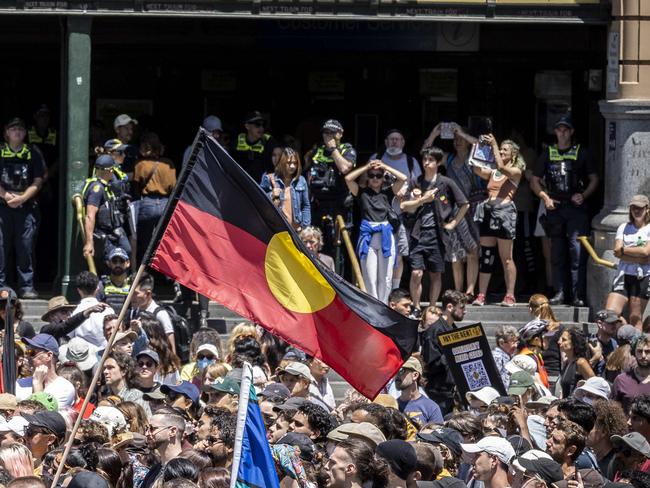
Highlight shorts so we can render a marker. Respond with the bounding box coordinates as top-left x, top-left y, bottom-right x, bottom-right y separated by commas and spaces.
479, 206, 515, 240
396, 222, 410, 257
409, 228, 444, 273
611, 272, 650, 300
